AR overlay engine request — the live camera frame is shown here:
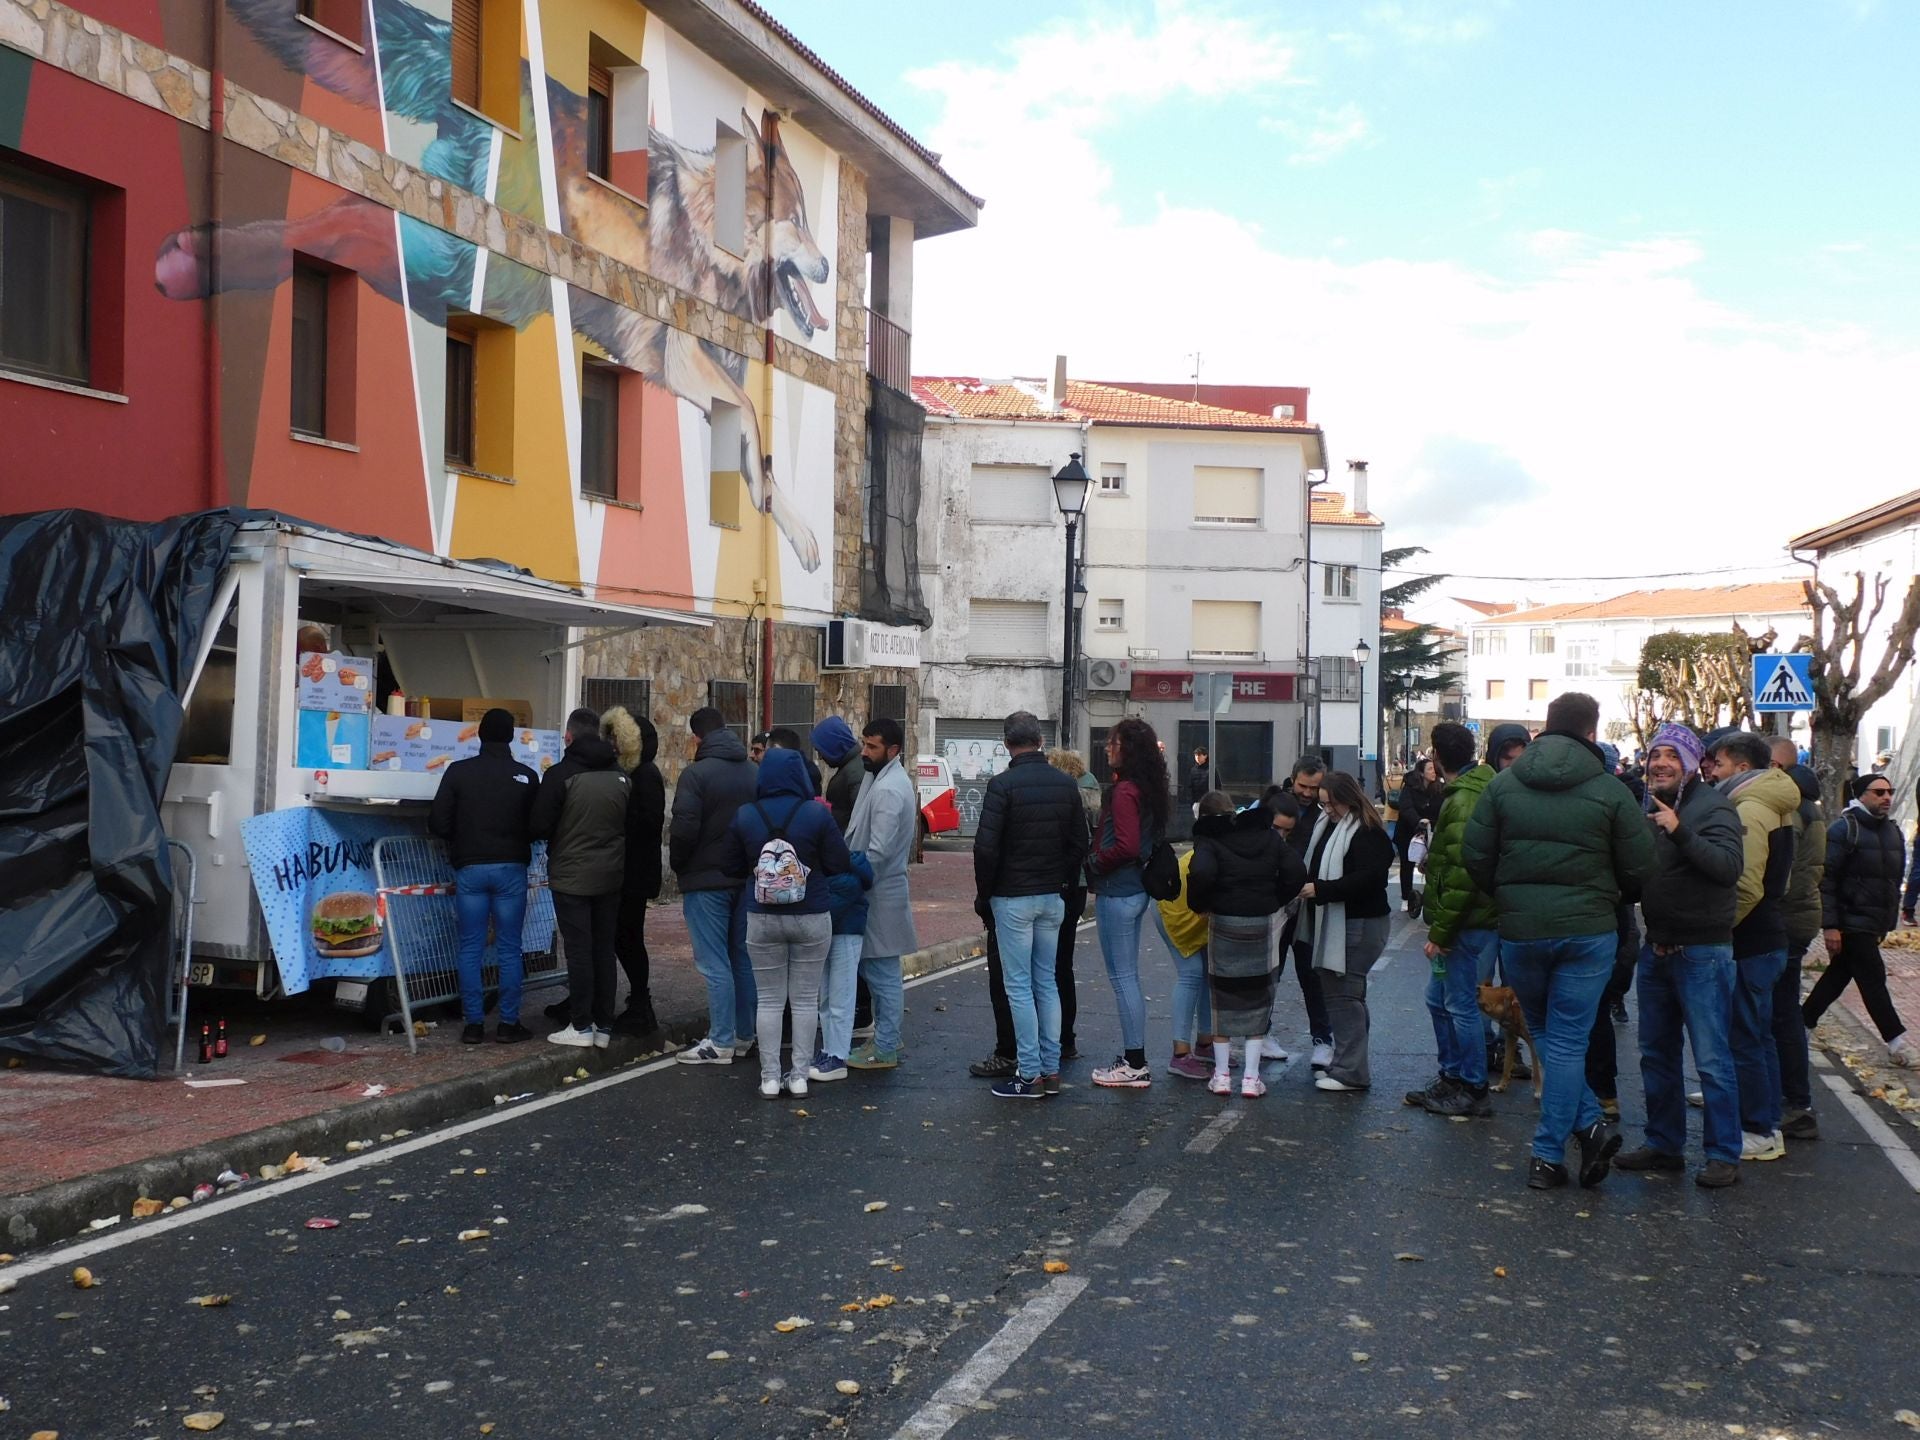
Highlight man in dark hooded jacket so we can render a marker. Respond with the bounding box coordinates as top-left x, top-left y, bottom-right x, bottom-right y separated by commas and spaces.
1804, 773, 1914, 1069
673, 708, 759, 1066
533, 708, 631, 1047
812, 716, 866, 833
614, 711, 666, 1036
